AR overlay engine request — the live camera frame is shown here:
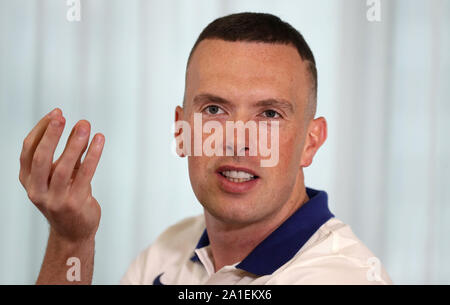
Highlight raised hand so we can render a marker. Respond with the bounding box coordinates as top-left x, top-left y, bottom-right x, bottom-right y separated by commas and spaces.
19, 108, 105, 242
19, 108, 105, 284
